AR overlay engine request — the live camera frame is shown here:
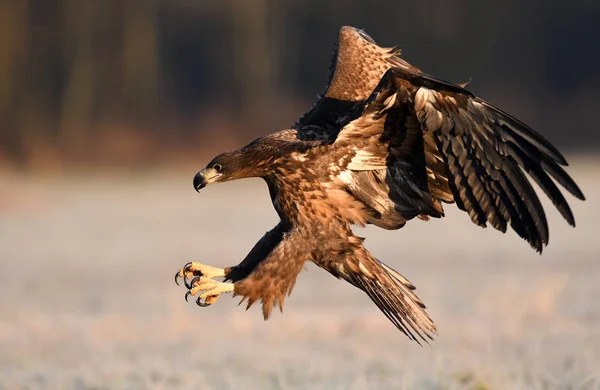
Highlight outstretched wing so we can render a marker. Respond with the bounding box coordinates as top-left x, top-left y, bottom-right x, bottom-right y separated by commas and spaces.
335, 67, 585, 252
293, 26, 419, 138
